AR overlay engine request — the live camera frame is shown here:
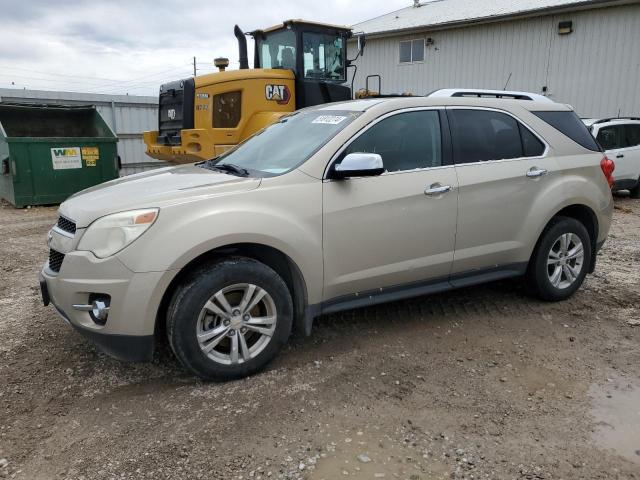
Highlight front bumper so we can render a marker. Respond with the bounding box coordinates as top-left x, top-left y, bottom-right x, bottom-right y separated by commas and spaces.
42, 289, 154, 362
40, 250, 175, 362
